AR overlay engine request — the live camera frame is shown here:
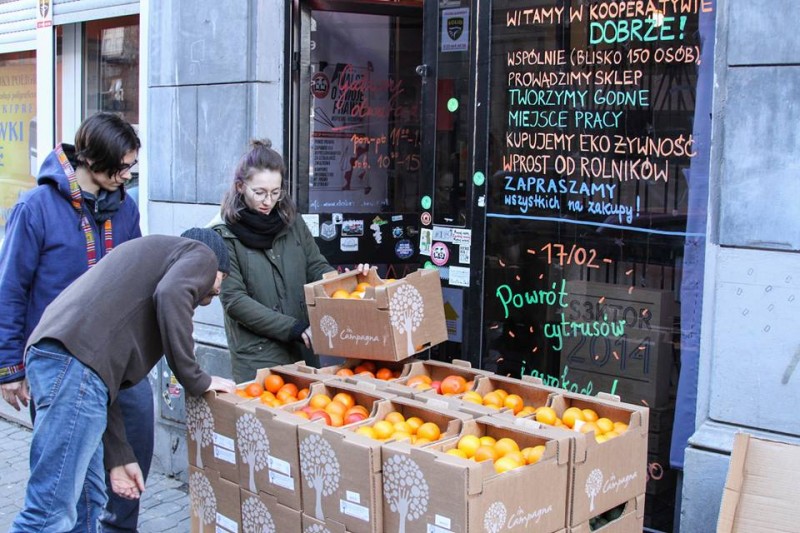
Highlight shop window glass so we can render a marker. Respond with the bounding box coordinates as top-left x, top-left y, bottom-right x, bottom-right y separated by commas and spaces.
83, 16, 139, 127
0, 52, 37, 238
307, 10, 422, 214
